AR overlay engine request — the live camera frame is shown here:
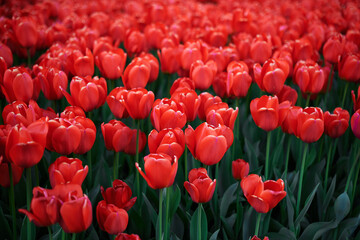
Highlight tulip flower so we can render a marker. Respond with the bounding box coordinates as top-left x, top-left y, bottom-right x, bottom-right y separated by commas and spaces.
48, 156, 88, 188
324, 108, 349, 138
60, 106, 86, 119
66, 48, 94, 77
47, 184, 84, 202
138, 52, 159, 83
125, 88, 155, 120
151, 98, 187, 131
190, 60, 217, 91
71, 116, 96, 155
6, 120, 48, 168
241, 174, 286, 213
232, 159, 250, 180
122, 57, 151, 89
96, 200, 129, 235
107, 87, 130, 119
198, 92, 222, 121
251, 236, 269, 240
226, 61, 252, 98
1, 67, 40, 104
281, 106, 303, 135
181, 41, 208, 71
115, 233, 141, 240
184, 168, 216, 203
250, 95, 290, 132
170, 77, 195, 95
293, 37, 317, 63
13, 16, 38, 48
296, 107, 324, 143
136, 153, 178, 189
250, 34, 272, 64
157, 47, 182, 74
276, 85, 298, 106
171, 88, 200, 122
148, 128, 185, 160
323, 33, 345, 63
352, 86, 360, 112
61, 75, 107, 112
253, 58, 289, 95
18, 187, 61, 227
101, 180, 137, 211
124, 29, 147, 56
185, 122, 233, 166
95, 48, 127, 80
0, 42, 13, 68
59, 194, 92, 233
338, 53, 360, 82
206, 104, 238, 130
351, 109, 360, 139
